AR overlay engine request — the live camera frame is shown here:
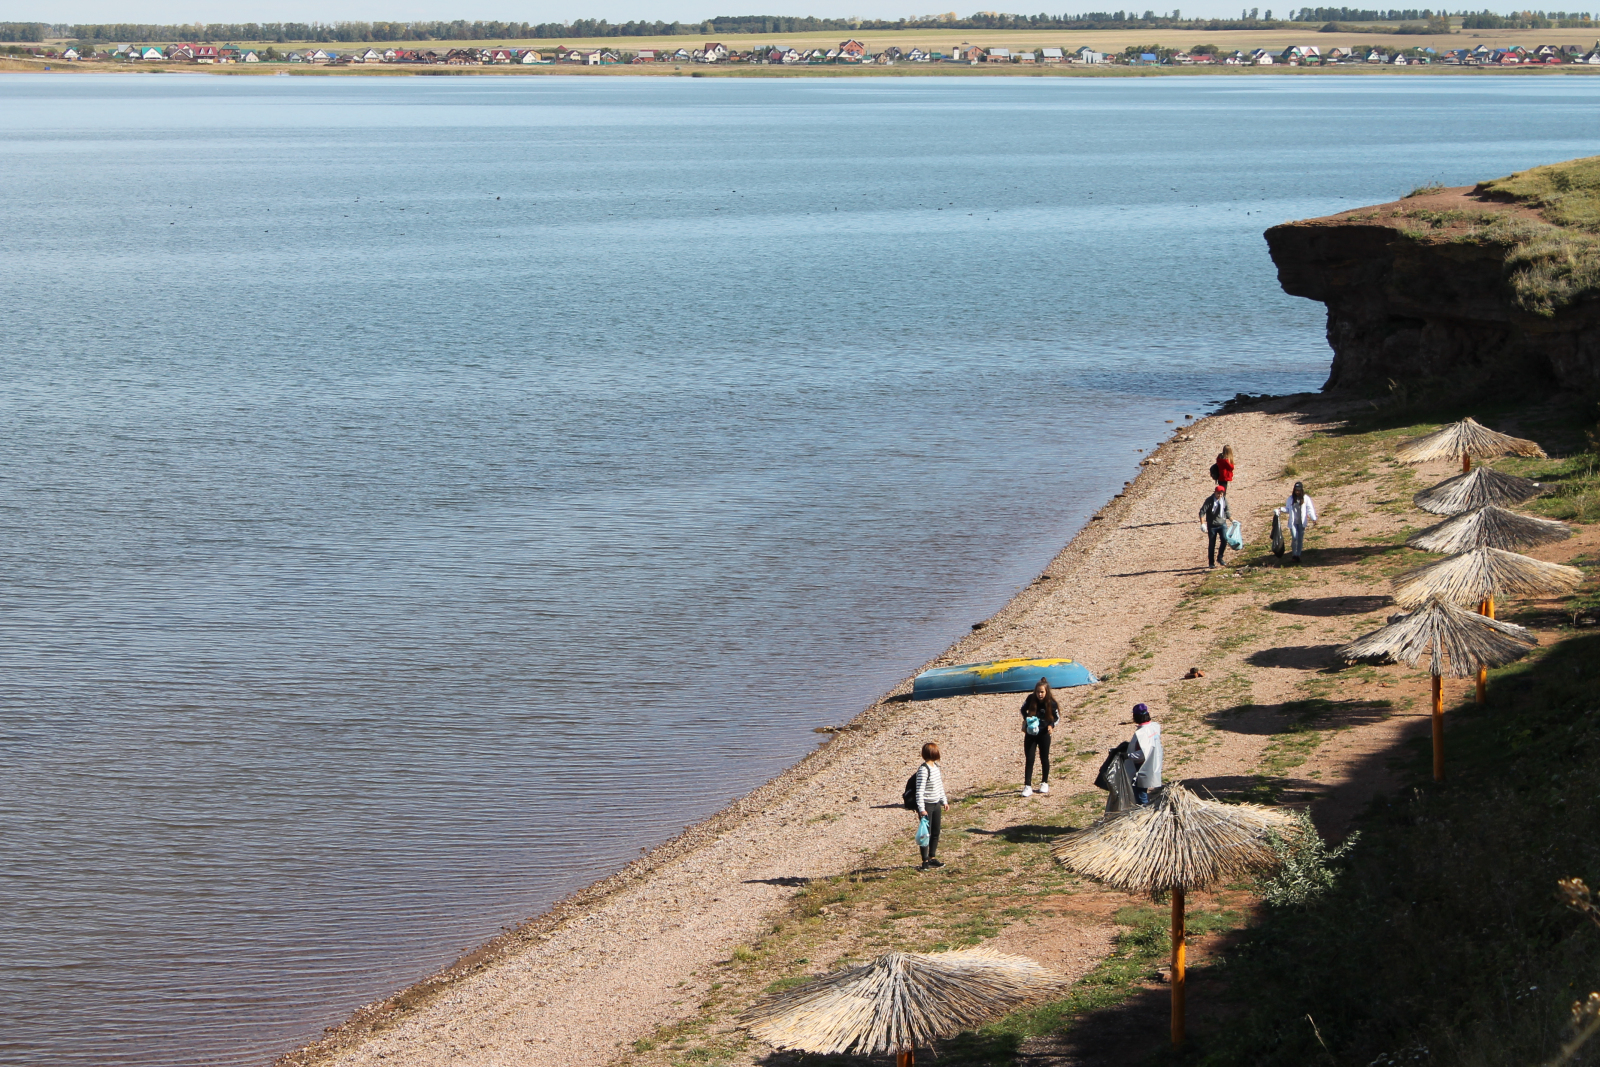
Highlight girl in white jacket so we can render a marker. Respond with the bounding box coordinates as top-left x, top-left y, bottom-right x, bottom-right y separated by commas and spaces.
1283, 482, 1317, 565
